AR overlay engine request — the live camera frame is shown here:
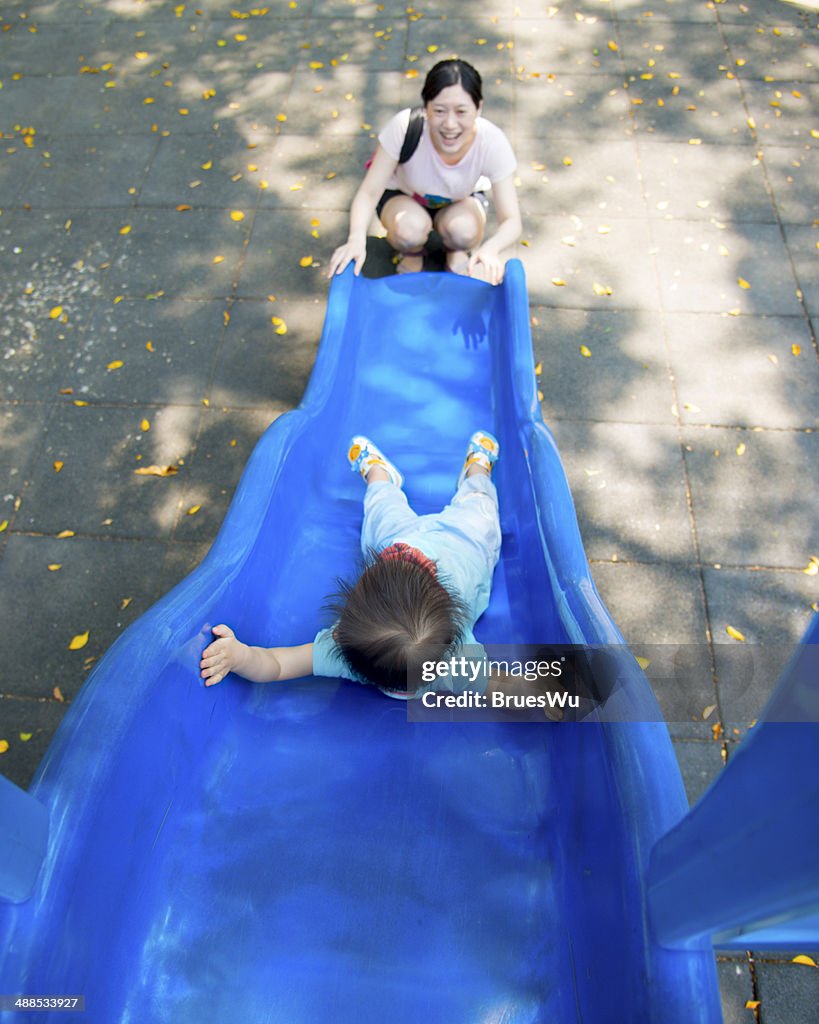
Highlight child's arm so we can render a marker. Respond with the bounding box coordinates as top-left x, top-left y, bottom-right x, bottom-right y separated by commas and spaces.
200, 624, 314, 687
